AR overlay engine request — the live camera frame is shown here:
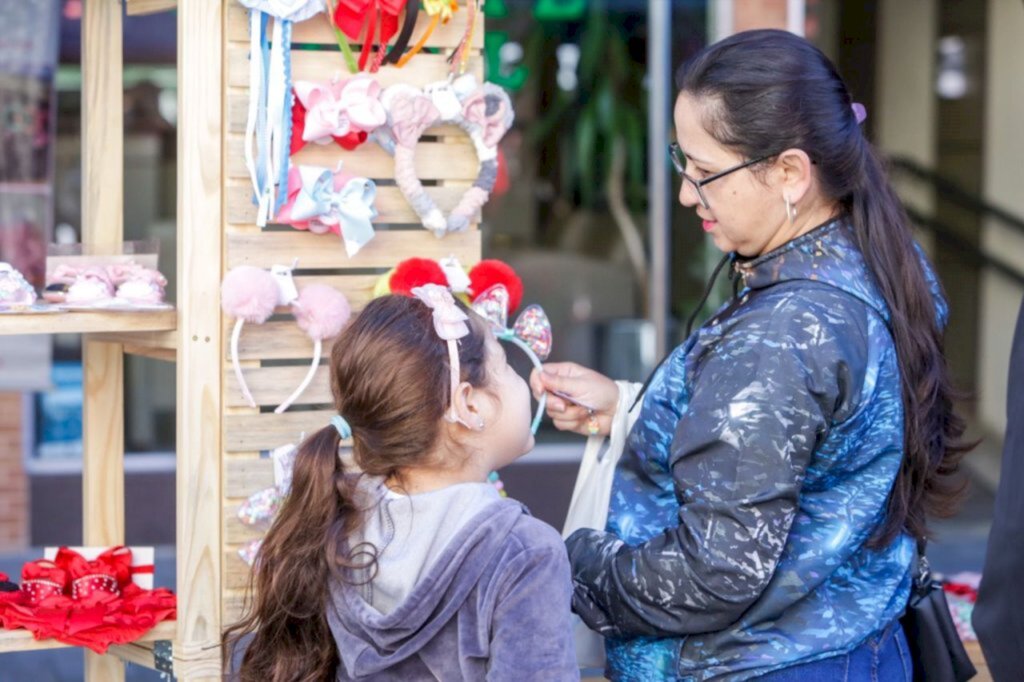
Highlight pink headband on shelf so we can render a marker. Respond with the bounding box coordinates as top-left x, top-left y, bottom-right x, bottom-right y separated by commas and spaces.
373, 74, 514, 237
221, 263, 351, 413
410, 283, 470, 425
